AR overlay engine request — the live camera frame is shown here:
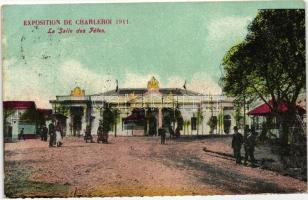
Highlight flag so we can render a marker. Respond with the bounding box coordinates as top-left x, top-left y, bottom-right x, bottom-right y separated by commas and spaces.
183, 80, 187, 90
115, 79, 118, 92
